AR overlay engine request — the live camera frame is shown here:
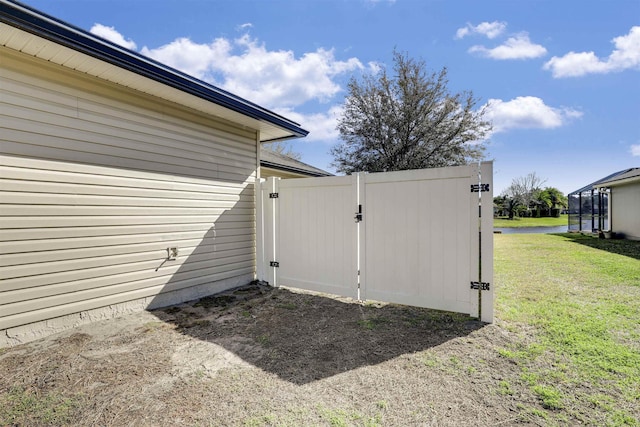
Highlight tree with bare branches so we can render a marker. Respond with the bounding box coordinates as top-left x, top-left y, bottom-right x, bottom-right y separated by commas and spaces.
263, 141, 302, 161
331, 50, 491, 173
501, 172, 547, 218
